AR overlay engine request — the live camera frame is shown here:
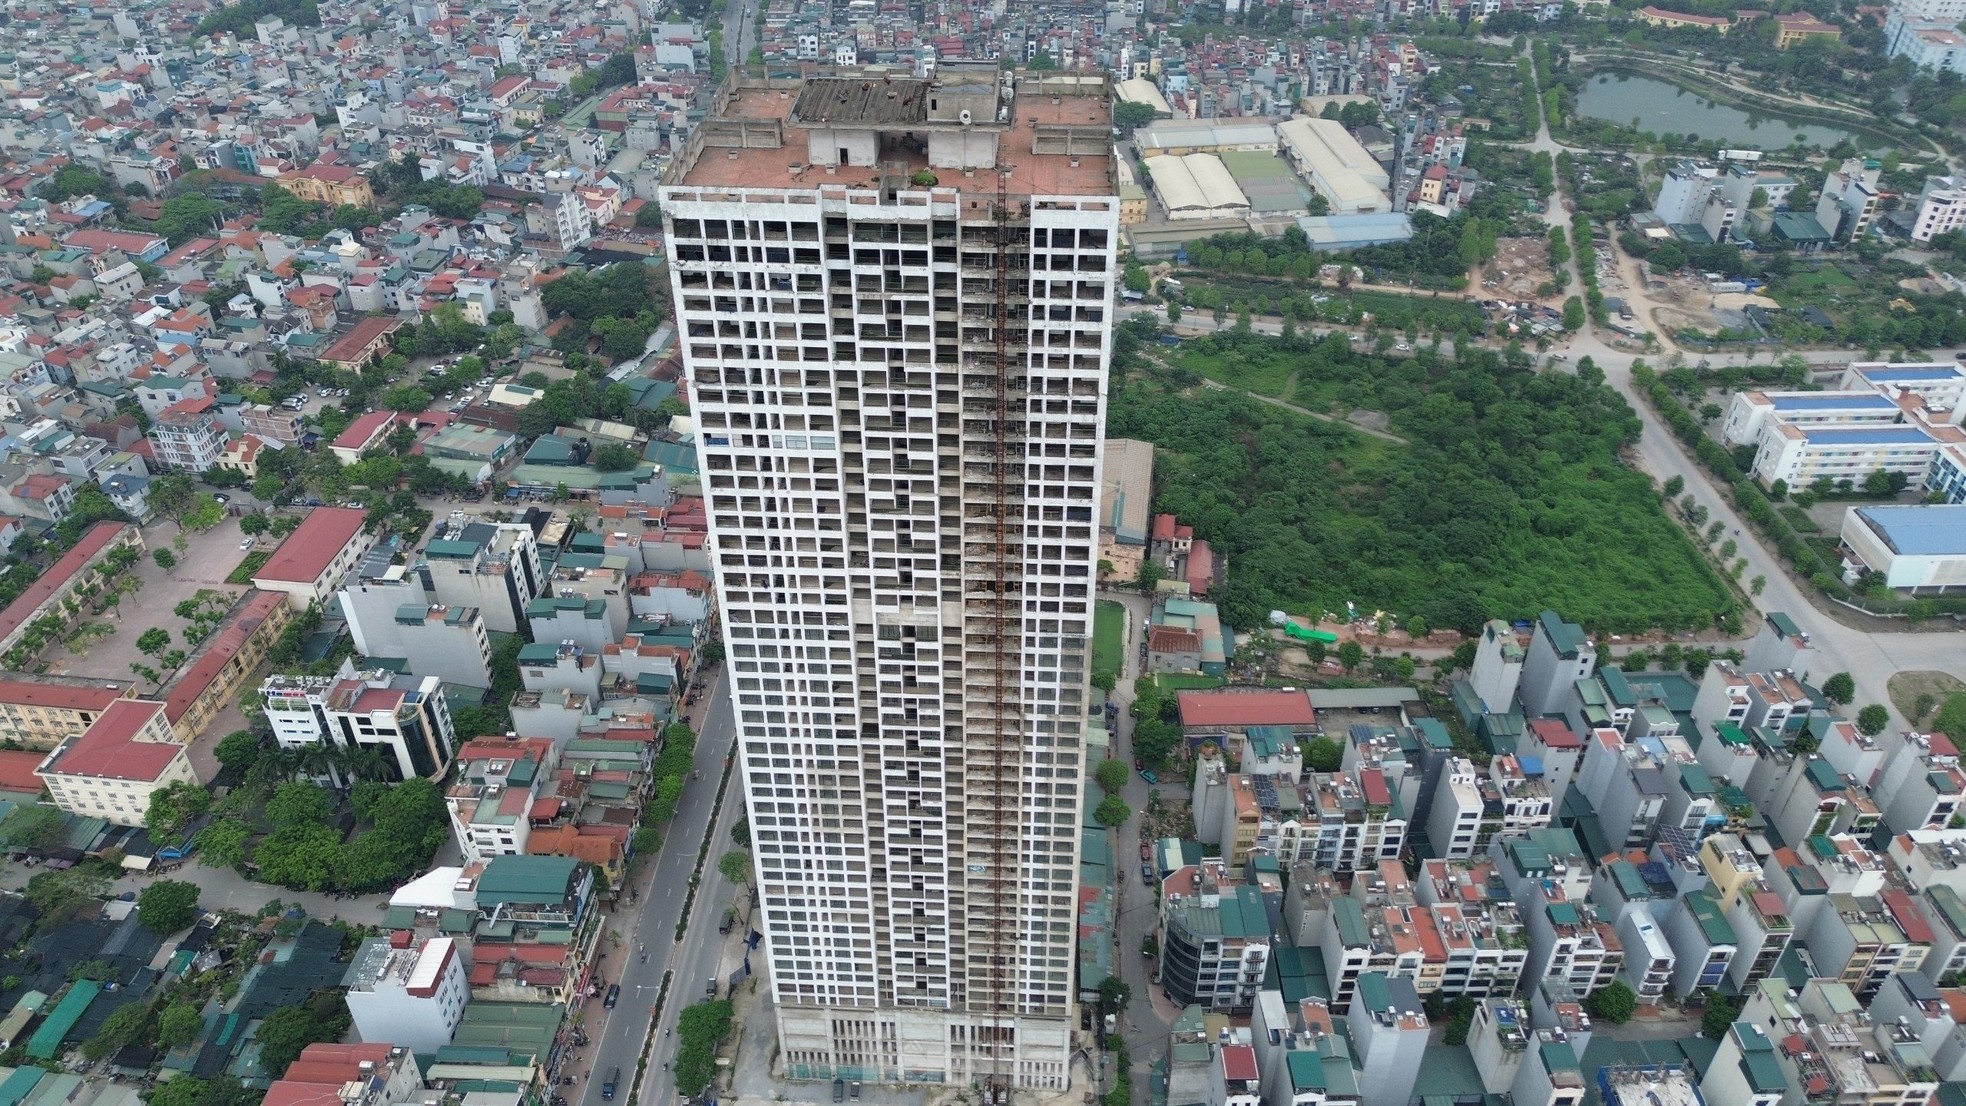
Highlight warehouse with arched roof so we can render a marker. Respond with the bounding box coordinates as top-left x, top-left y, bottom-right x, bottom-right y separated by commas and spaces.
1143, 153, 1251, 220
